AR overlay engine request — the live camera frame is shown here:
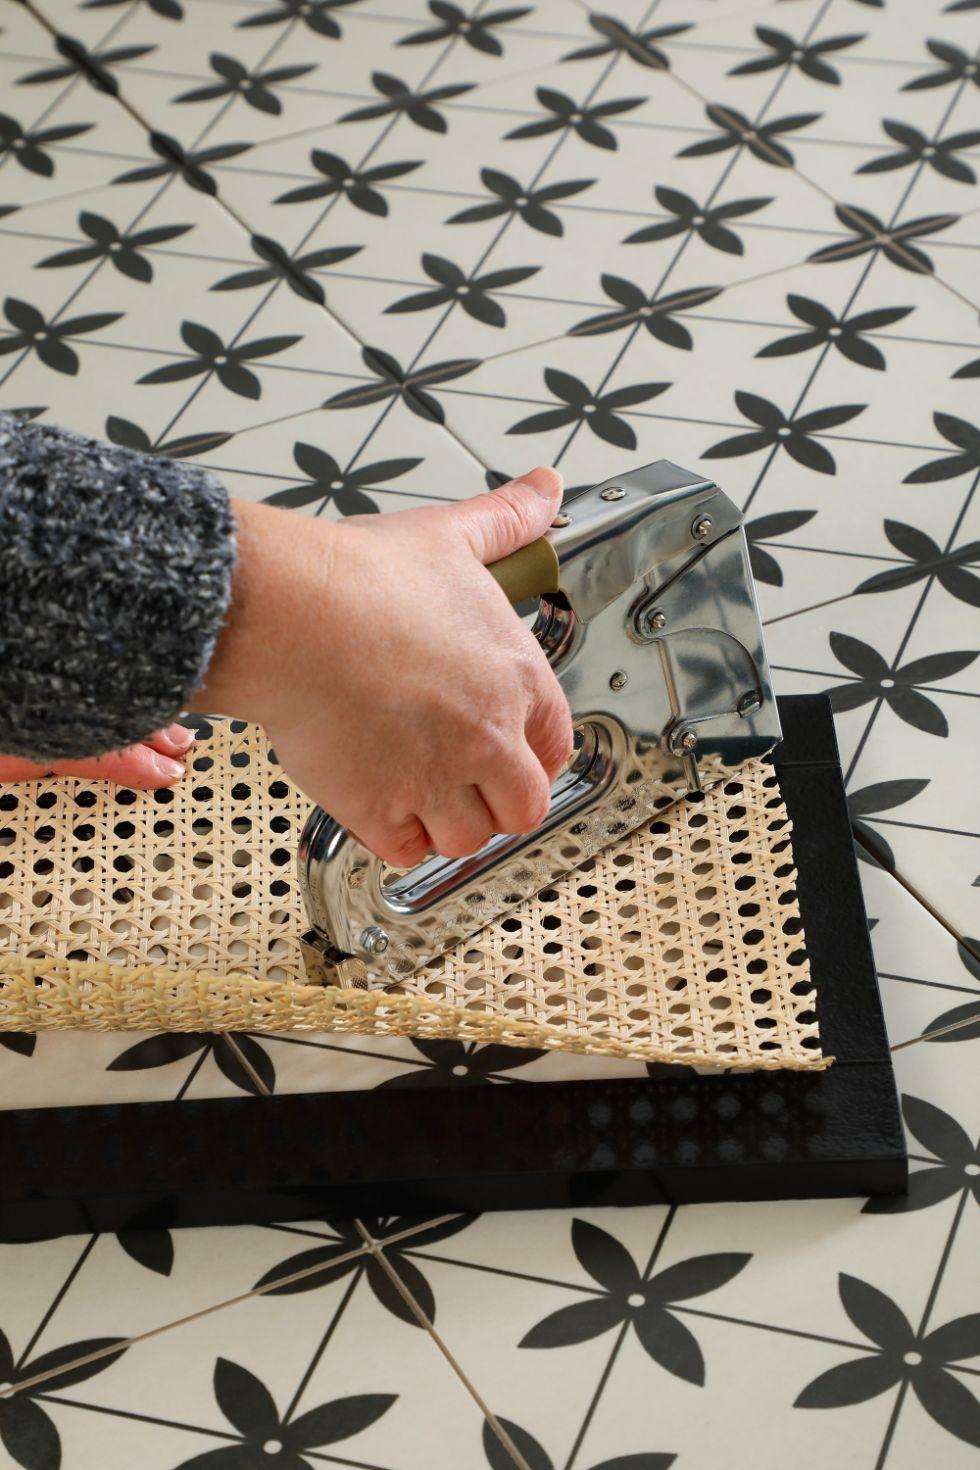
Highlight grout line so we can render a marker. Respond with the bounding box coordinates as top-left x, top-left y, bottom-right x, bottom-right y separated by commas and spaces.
13, 1235, 97, 1372
564, 1203, 677, 1470
0, 1239, 374, 1400
352, 1220, 535, 1470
